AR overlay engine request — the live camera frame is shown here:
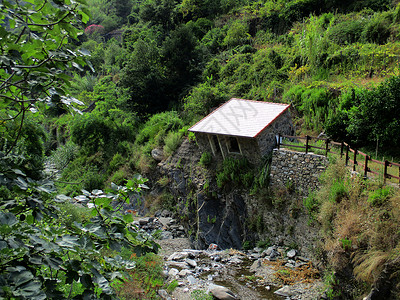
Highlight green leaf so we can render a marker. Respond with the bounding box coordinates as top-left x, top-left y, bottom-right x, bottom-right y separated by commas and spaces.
123, 213, 133, 223
80, 274, 94, 289
44, 256, 63, 270
56, 235, 80, 249
0, 212, 18, 226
